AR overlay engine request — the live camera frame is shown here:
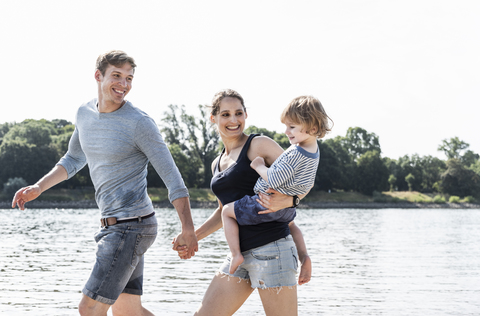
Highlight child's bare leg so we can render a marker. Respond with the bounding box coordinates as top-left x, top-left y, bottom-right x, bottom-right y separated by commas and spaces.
221, 202, 244, 274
